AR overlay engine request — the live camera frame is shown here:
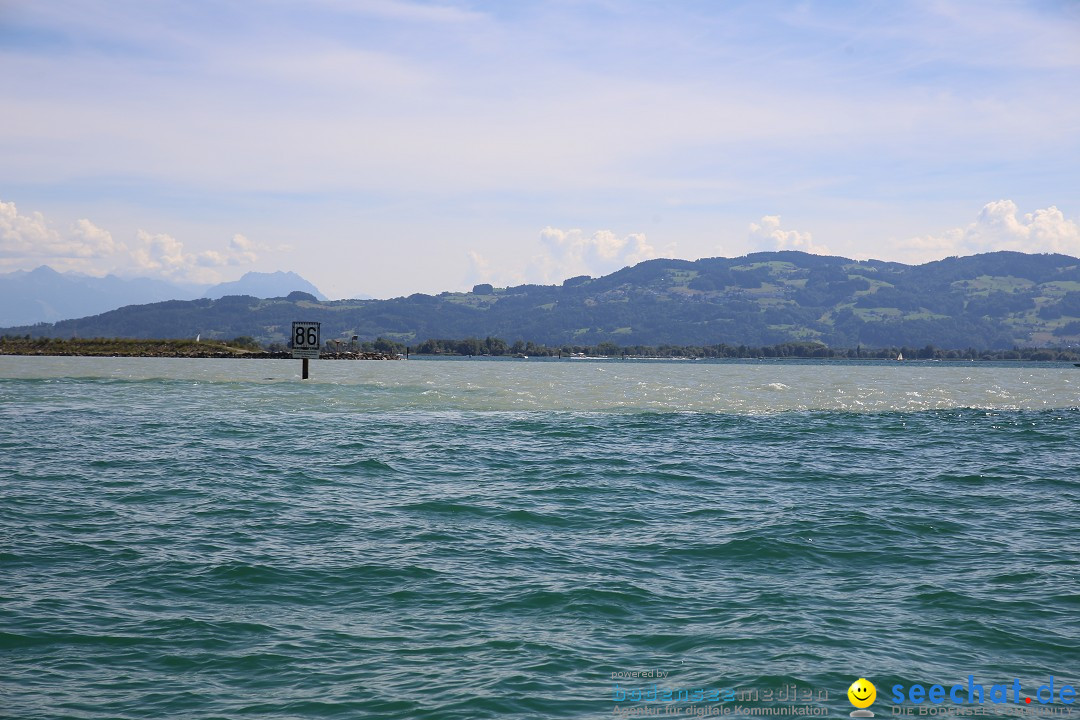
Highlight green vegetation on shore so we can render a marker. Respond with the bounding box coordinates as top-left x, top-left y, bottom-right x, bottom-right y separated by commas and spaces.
405, 337, 1080, 361
0, 336, 402, 360
0, 336, 268, 357
6, 335, 1076, 362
